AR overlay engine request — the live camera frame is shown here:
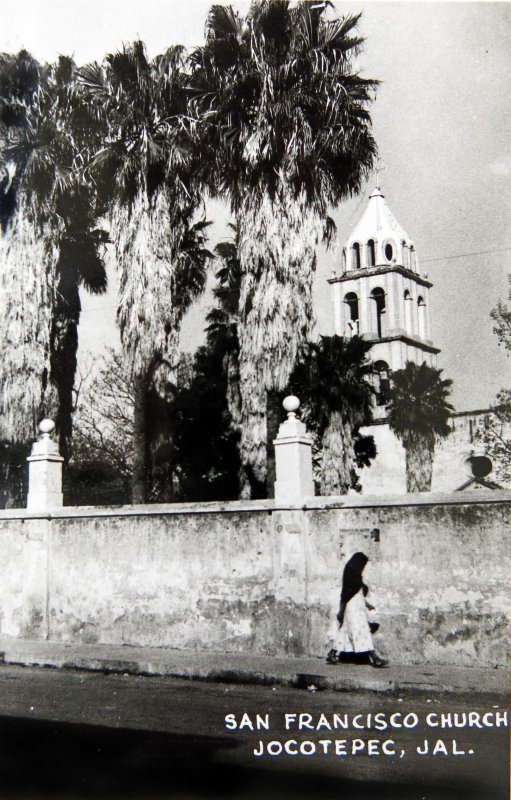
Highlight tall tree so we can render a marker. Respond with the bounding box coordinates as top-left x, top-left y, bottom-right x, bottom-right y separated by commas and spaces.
387, 361, 453, 492
79, 42, 211, 502
190, 1, 377, 495
0, 50, 107, 467
291, 335, 376, 495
